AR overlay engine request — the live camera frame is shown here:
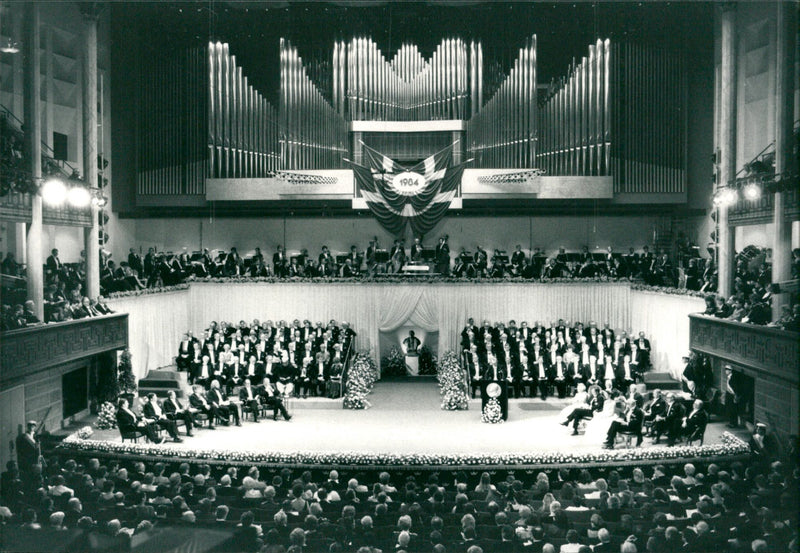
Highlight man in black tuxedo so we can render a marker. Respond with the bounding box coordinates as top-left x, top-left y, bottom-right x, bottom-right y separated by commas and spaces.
273, 246, 287, 276
162, 390, 195, 436
652, 392, 685, 445
510, 244, 526, 275
683, 399, 708, 443
208, 380, 241, 426
238, 378, 261, 422
434, 235, 450, 275
188, 385, 219, 429
141, 394, 182, 442
643, 389, 667, 436
604, 395, 644, 448
258, 378, 292, 421
127, 248, 143, 277
15, 421, 40, 479
46, 248, 64, 281
115, 398, 163, 443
